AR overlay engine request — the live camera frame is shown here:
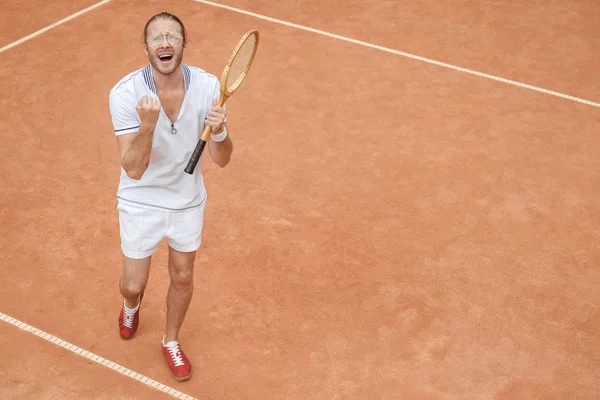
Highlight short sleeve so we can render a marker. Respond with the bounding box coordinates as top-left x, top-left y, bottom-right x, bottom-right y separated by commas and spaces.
109, 89, 140, 136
